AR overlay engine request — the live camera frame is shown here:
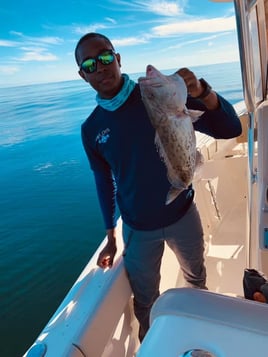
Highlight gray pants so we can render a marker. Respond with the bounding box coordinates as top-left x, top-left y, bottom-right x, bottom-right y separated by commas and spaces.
122, 202, 206, 341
